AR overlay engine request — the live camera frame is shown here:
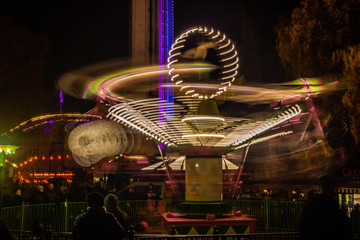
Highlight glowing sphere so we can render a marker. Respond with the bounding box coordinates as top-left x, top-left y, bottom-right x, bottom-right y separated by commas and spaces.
68, 120, 127, 167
